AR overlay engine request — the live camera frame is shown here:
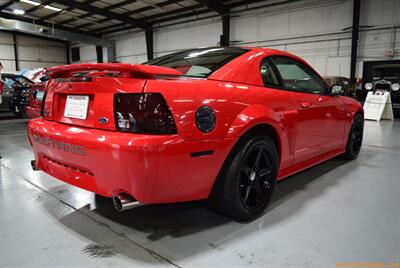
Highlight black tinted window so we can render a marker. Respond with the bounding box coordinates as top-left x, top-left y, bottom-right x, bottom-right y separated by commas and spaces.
146, 47, 248, 78
272, 56, 327, 95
